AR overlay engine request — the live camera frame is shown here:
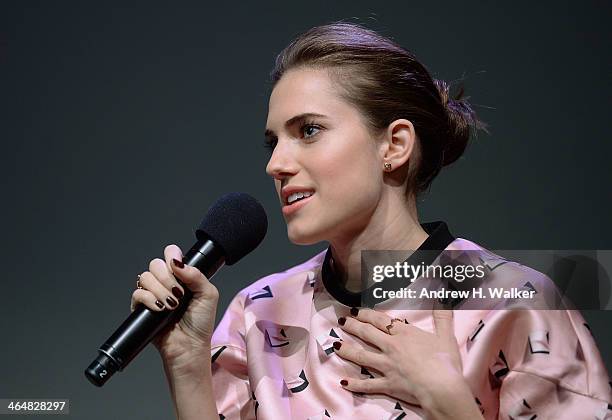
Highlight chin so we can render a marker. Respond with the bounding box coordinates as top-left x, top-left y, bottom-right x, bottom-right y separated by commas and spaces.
286, 223, 323, 245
